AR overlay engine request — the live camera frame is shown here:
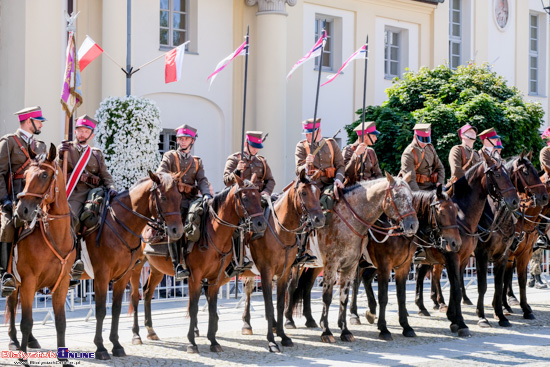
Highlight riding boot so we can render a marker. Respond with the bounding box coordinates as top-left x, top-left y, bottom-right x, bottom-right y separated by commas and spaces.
0, 242, 16, 297
70, 239, 85, 286
168, 241, 189, 281
535, 274, 548, 289
413, 247, 426, 265
294, 233, 317, 265
234, 236, 253, 271
528, 274, 535, 288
